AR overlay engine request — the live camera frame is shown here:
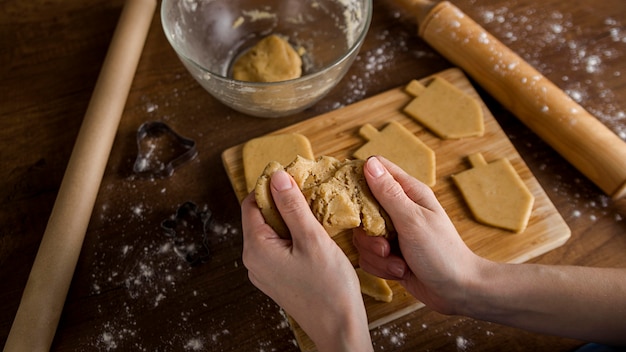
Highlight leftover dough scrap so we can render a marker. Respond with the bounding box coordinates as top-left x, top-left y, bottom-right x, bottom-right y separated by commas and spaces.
356, 268, 393, 303
403, 77, 484, 139
255, 156, 393, 238
451, 153, 534, 233
232, 34, 302, 82
242, 133, 314, 193
353, 121, 436, 187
